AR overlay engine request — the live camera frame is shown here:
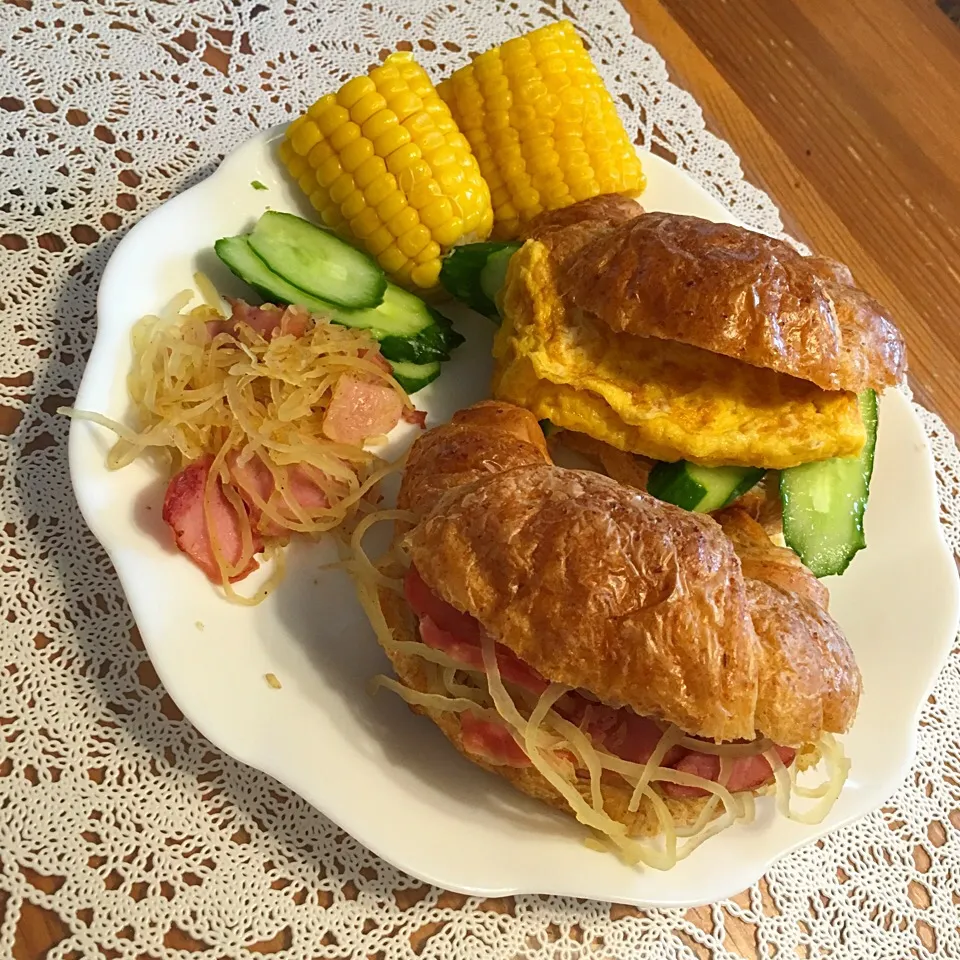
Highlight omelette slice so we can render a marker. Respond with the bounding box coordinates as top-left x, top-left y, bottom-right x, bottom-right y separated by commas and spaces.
492, 241, 865, 469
